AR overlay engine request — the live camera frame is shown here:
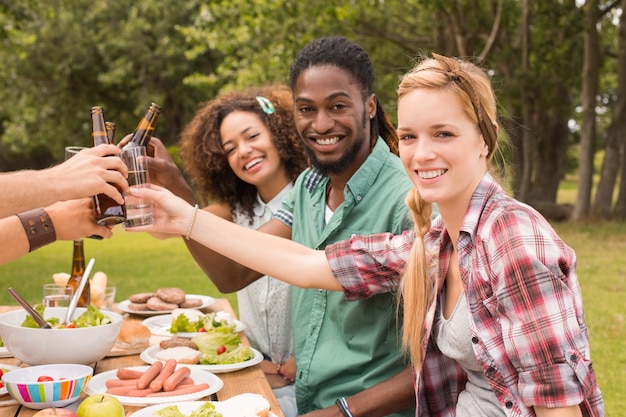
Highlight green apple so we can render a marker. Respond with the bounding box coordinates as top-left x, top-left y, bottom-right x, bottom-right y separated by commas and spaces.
77, 394, 124, 417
